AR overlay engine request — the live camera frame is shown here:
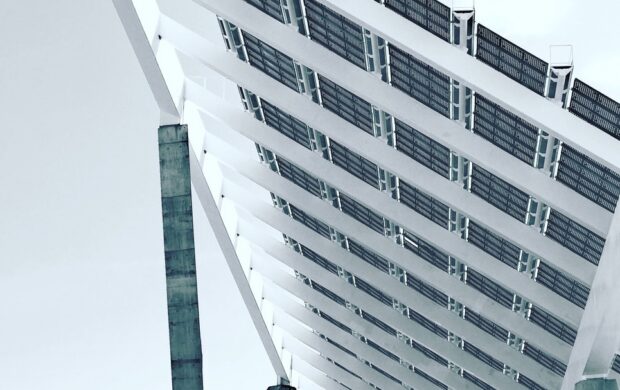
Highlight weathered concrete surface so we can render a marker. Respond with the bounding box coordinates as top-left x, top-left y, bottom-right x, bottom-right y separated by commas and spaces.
158, 124, 203, 390
576, 378, 619, 390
